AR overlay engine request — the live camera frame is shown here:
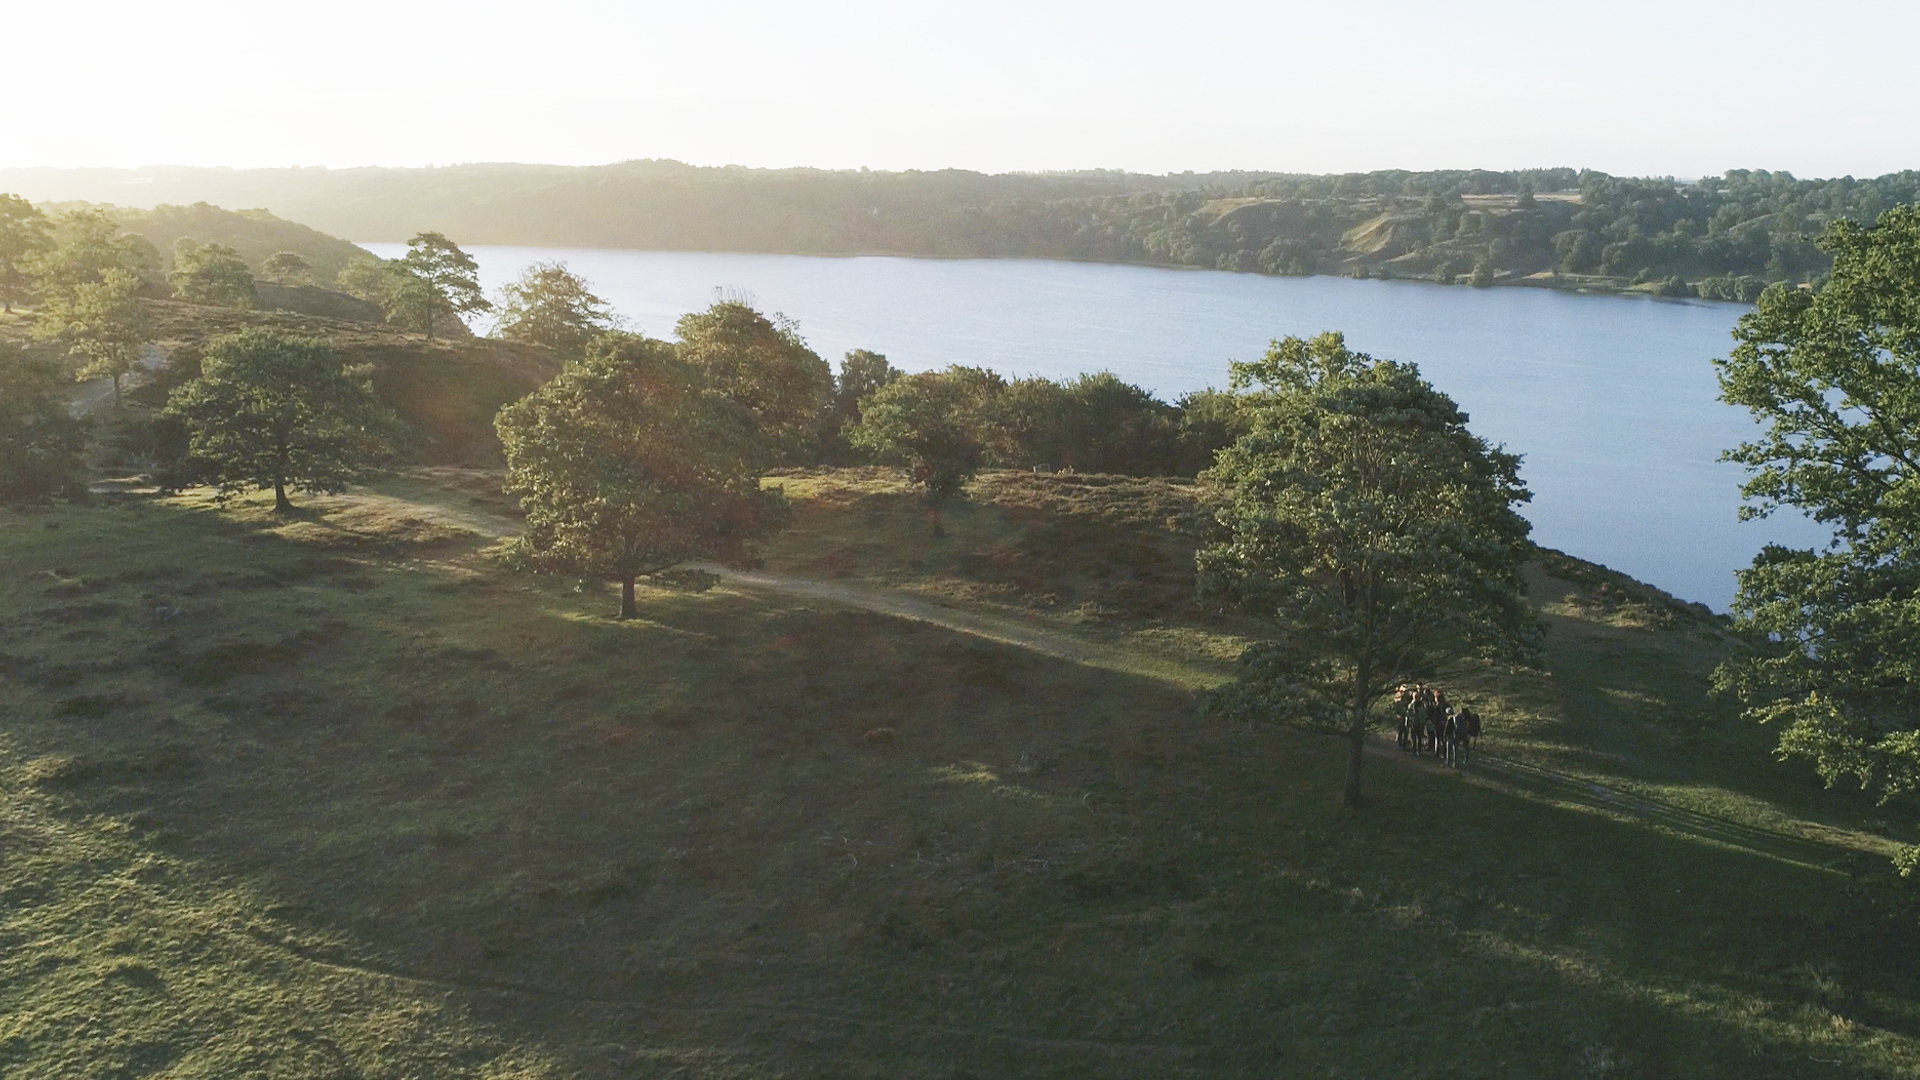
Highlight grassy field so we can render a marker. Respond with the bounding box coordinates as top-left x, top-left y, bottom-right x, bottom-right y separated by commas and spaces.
2, 468, 1917, 1078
